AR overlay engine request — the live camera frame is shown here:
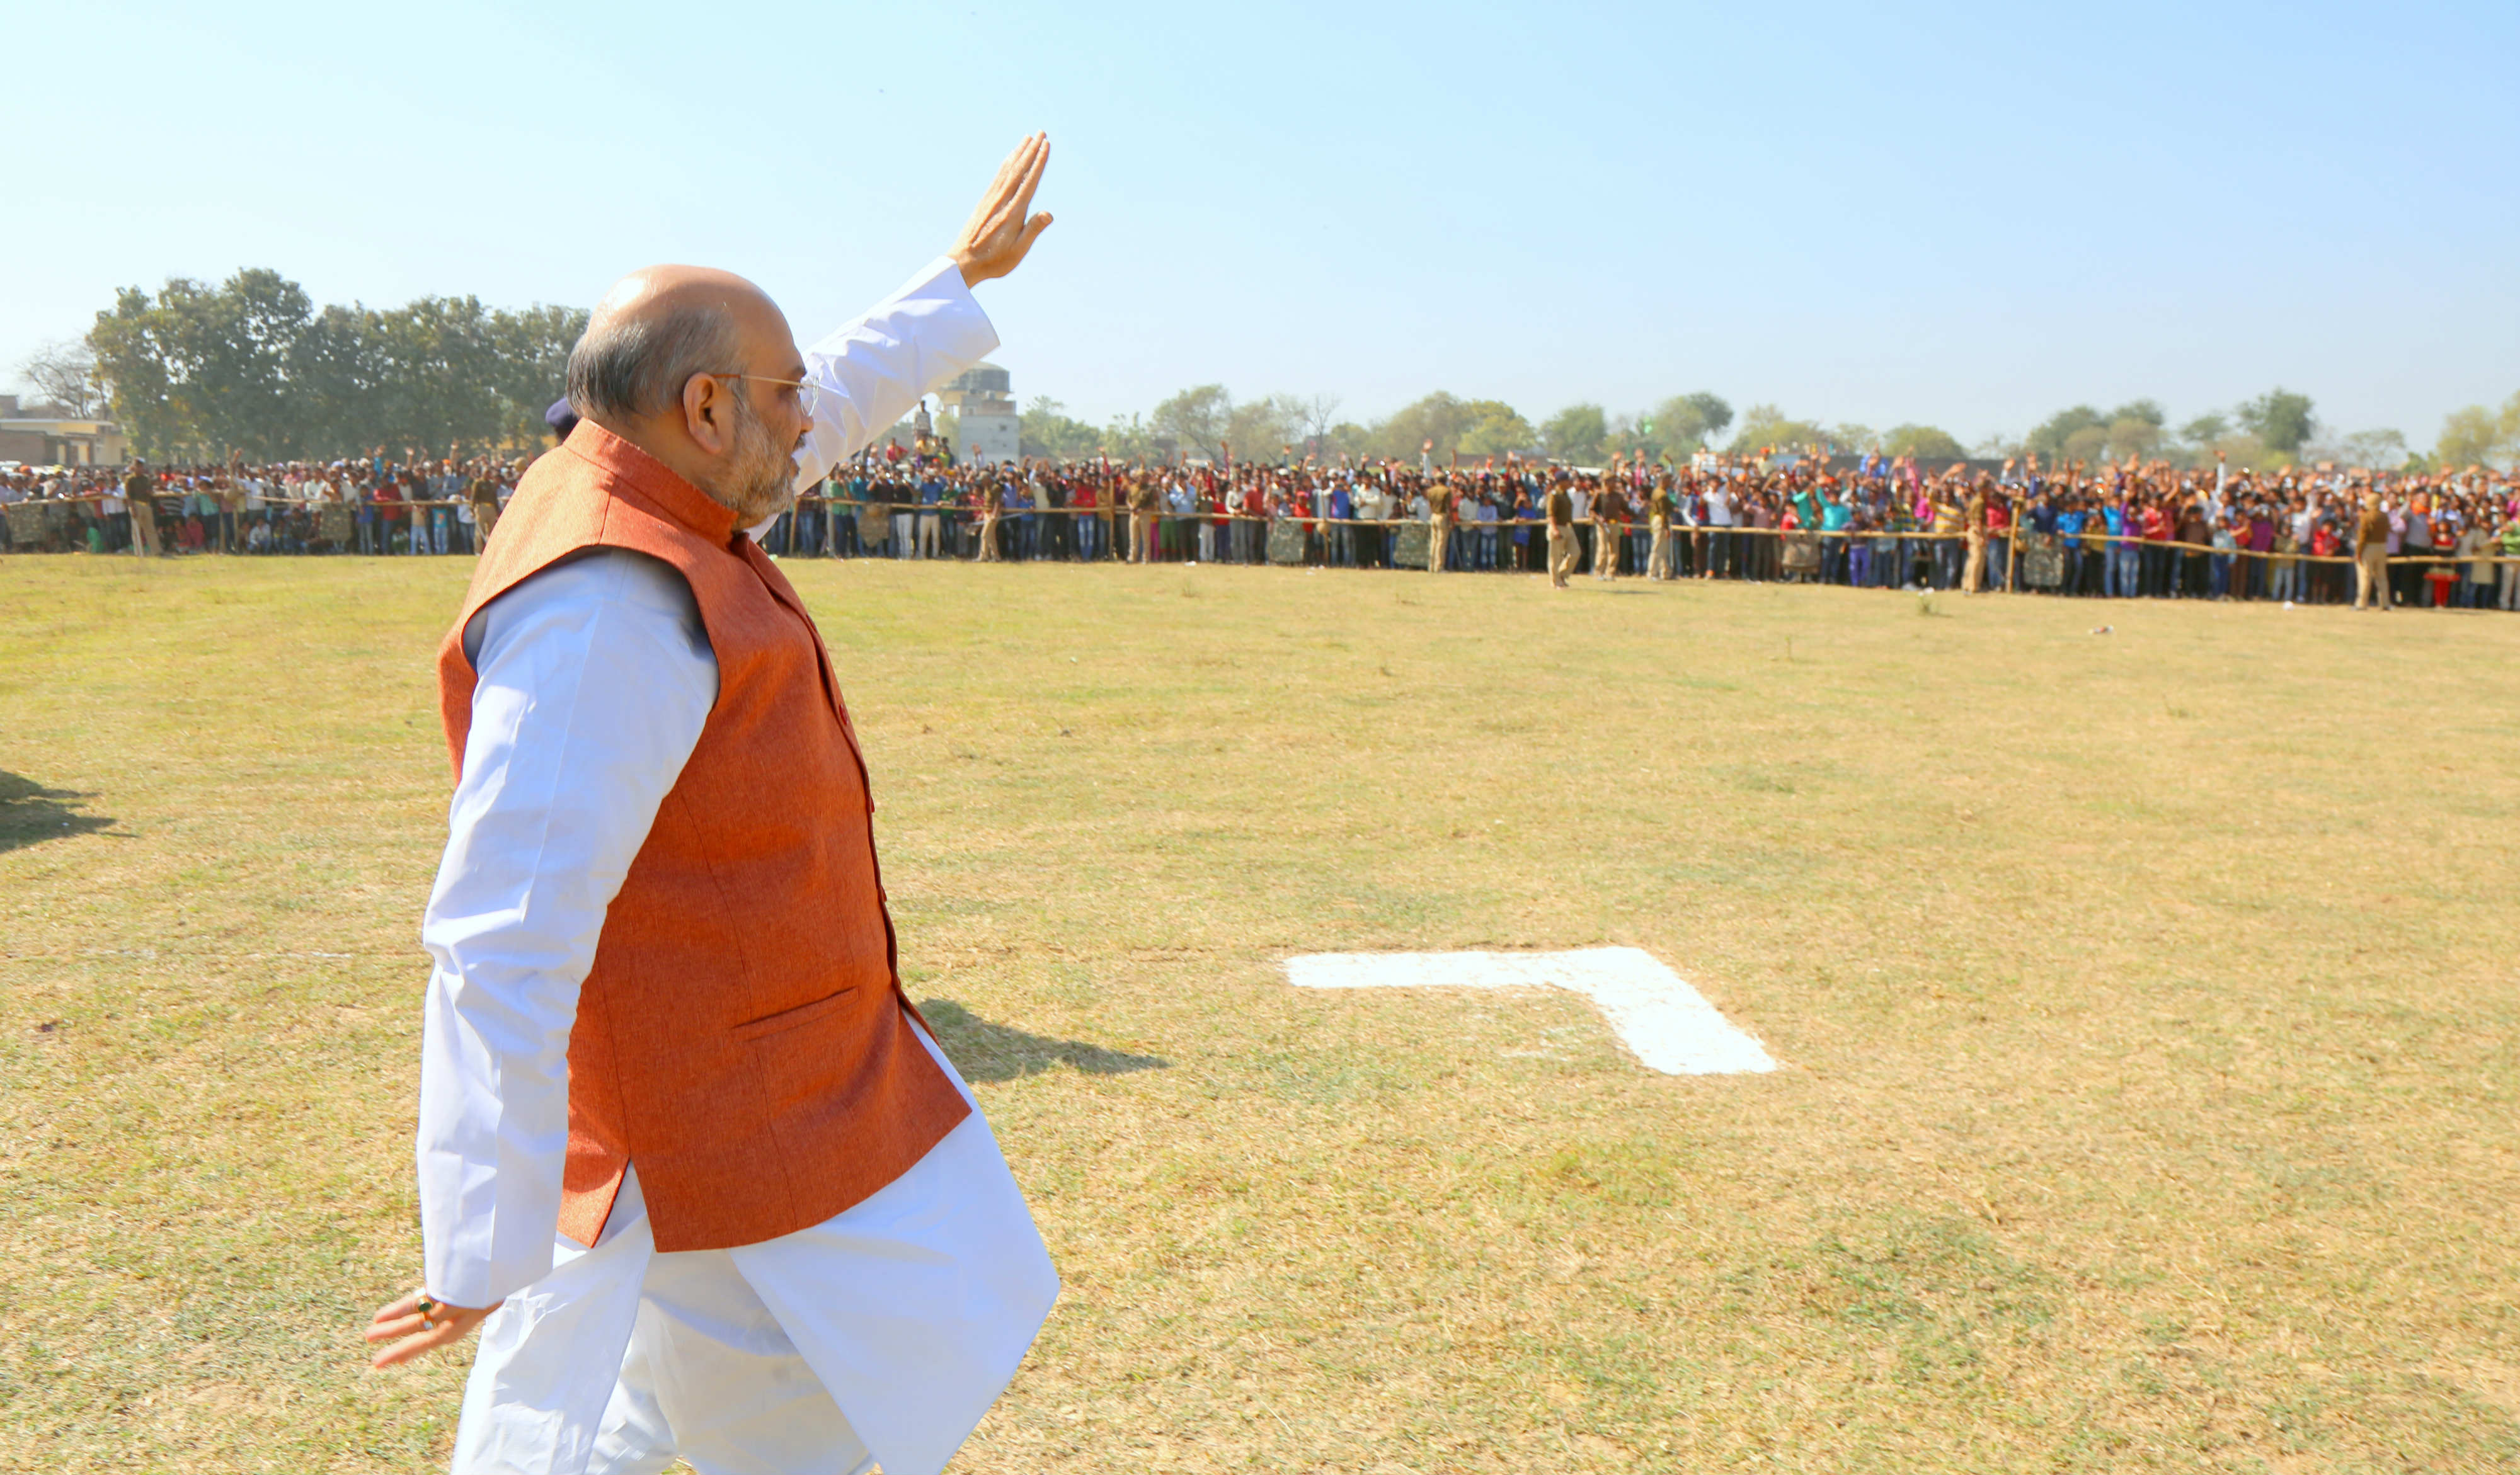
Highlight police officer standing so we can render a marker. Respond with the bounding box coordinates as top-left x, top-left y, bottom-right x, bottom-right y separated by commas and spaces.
1425, 472, 1455, 573
1647, 470, 1676, 581
1128, 470, 1157, 564
1591, 472, 1624, 581
1546, 474, 1577, 589
123, 458, 163, 557
467, 465, 504, 550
